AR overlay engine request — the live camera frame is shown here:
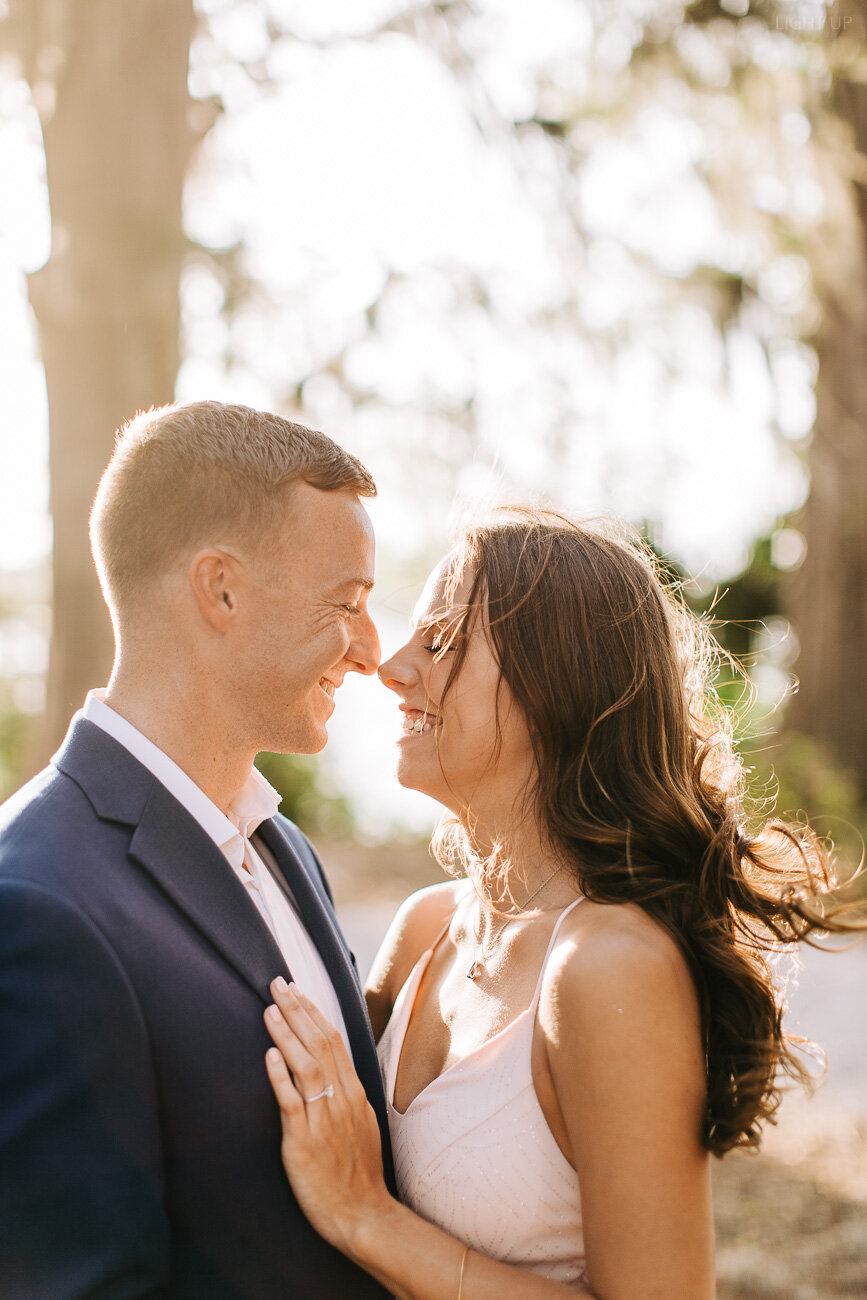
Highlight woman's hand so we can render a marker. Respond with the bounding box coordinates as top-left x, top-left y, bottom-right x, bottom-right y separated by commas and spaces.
263, 978, 394, 1256
264, 980, 595, 1299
